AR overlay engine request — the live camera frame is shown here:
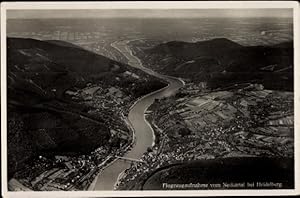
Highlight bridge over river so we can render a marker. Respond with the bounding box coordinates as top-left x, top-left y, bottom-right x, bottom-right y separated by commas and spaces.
115, 156, 146, 164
